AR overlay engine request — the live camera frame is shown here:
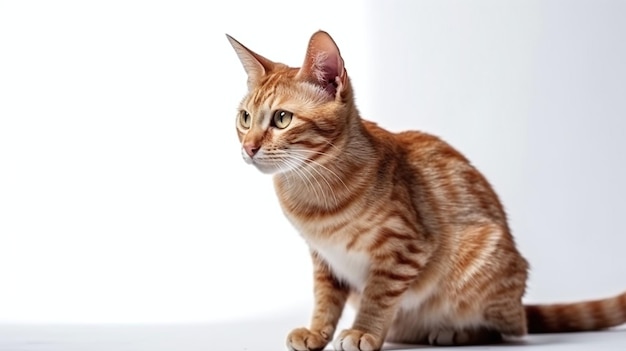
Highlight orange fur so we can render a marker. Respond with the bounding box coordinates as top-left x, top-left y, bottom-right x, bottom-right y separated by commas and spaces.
227, 31, 626, 351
